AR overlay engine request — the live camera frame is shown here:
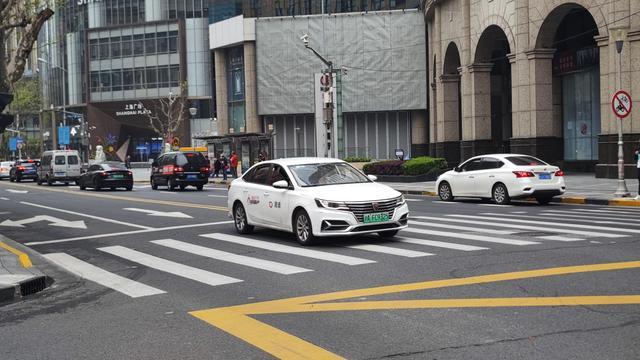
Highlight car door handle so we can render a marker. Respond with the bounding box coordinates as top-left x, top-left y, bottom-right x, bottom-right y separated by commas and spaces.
468, 176, 475, 179
263, 192, 270, 197
489, 175, 495, 178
